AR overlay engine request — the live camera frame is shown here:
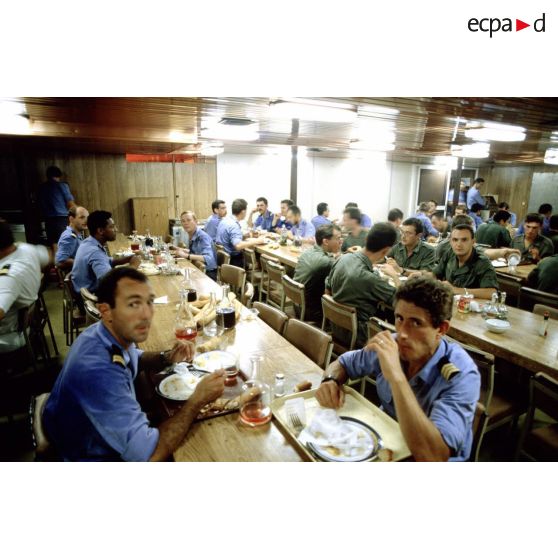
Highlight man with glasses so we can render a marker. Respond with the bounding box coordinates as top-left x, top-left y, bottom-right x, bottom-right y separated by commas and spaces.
386, 218, 436, 275
294, 224, 341, 323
